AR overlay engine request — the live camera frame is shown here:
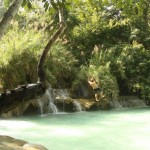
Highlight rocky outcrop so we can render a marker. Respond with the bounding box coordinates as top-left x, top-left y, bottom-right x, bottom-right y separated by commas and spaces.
0, 135, 48, 150
55, 97, 111, 111
0, 83, 46, 117
55, 95, 148, 111
110, 96, 147, 108
0, 85, 148, 118
0, 97, 50, 118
